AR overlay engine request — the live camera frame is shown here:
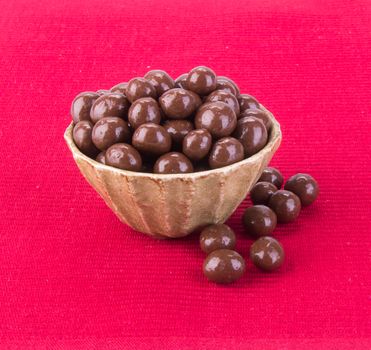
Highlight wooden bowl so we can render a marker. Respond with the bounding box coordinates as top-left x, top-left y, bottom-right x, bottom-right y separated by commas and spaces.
64, 106, 282, 238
